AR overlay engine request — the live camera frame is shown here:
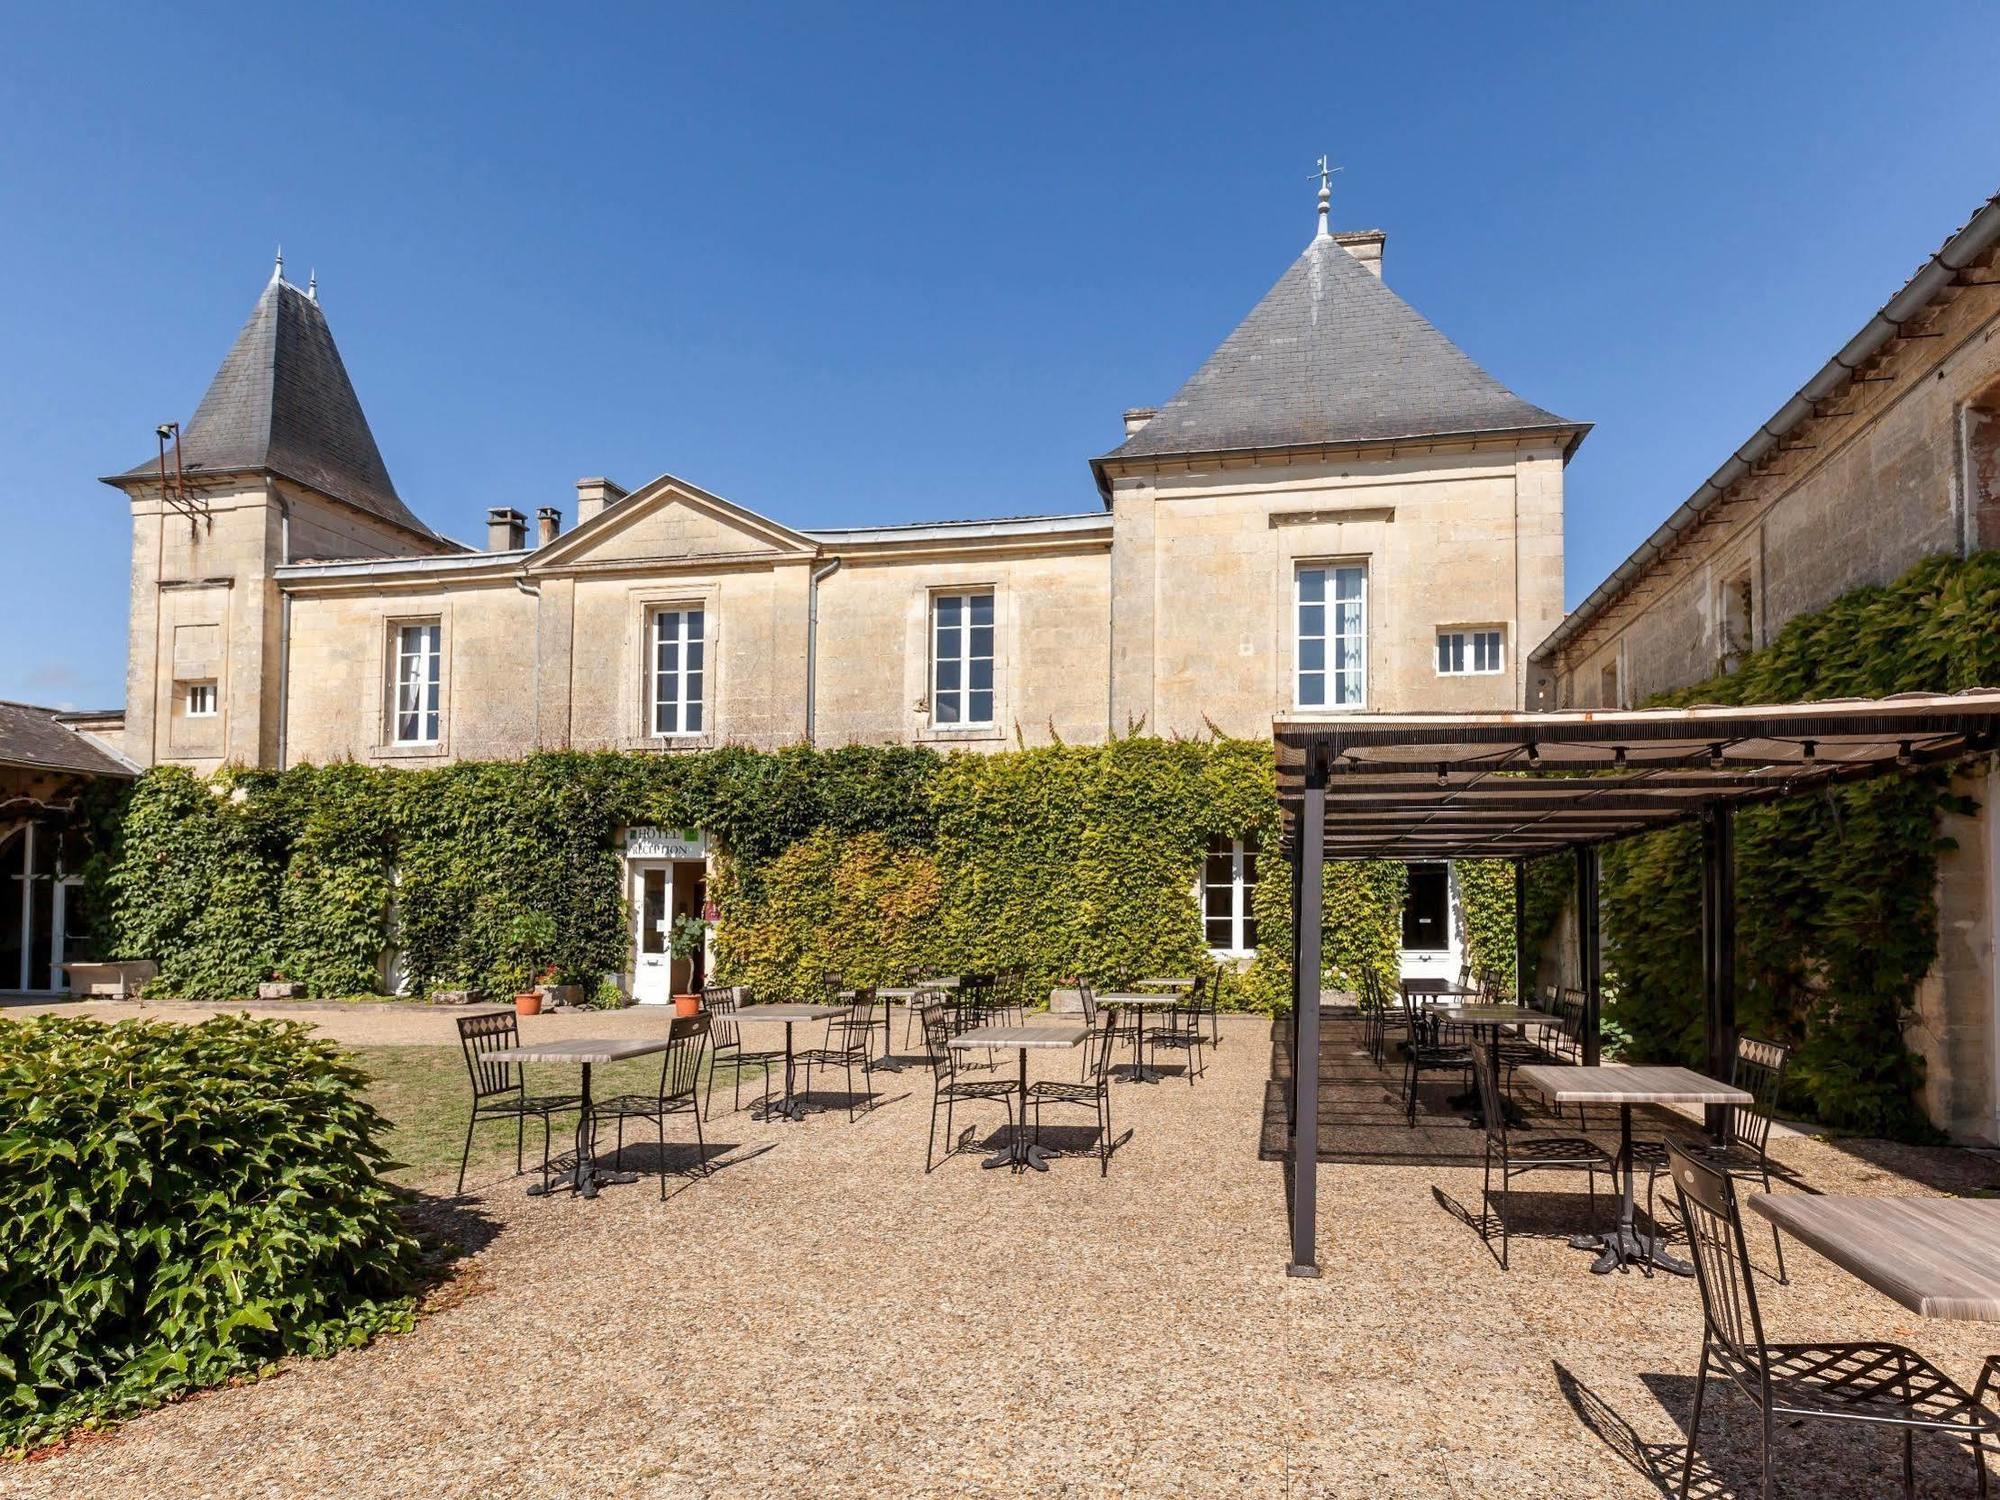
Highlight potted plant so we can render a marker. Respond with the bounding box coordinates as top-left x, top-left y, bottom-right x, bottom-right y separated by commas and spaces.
502, 912, 559, 1017
667, 912, 711, 1017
